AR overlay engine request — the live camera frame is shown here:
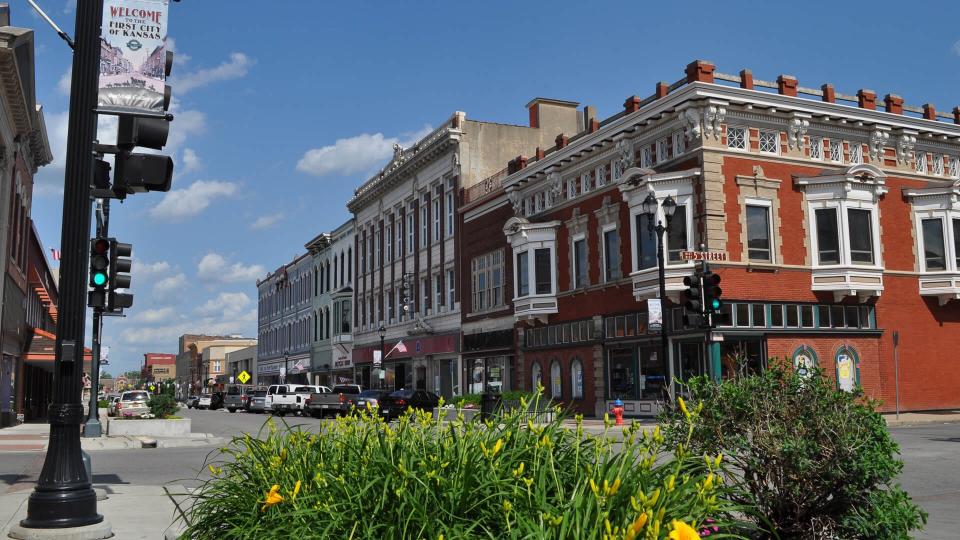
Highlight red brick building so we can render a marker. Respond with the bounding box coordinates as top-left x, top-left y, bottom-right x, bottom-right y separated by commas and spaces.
461, 60, 960, 416
142, 352, 176, 383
